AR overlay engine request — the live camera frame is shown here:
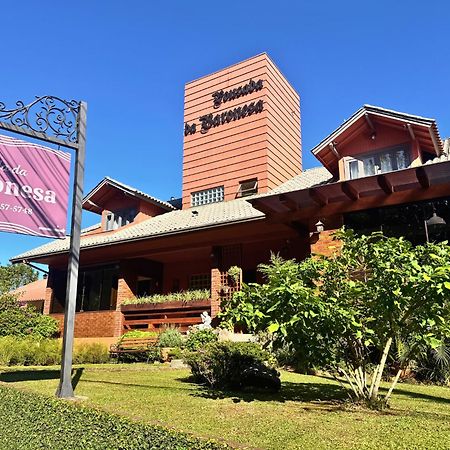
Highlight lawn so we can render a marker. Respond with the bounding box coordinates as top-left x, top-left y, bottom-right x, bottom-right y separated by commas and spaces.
1, 364, 450, 450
